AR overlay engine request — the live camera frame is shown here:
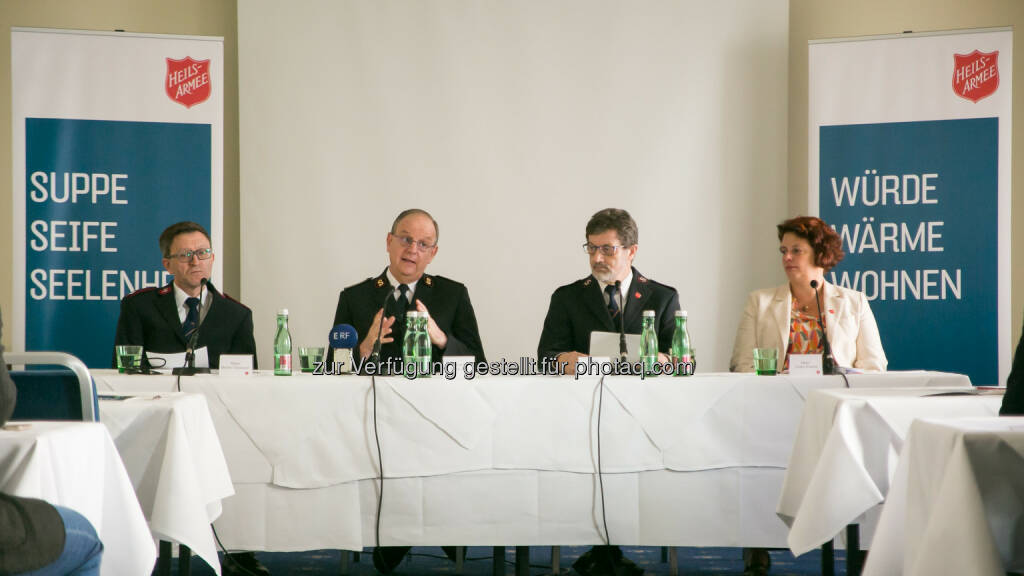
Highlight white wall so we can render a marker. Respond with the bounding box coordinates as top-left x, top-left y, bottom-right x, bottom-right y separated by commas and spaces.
238, 0, 790, 370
